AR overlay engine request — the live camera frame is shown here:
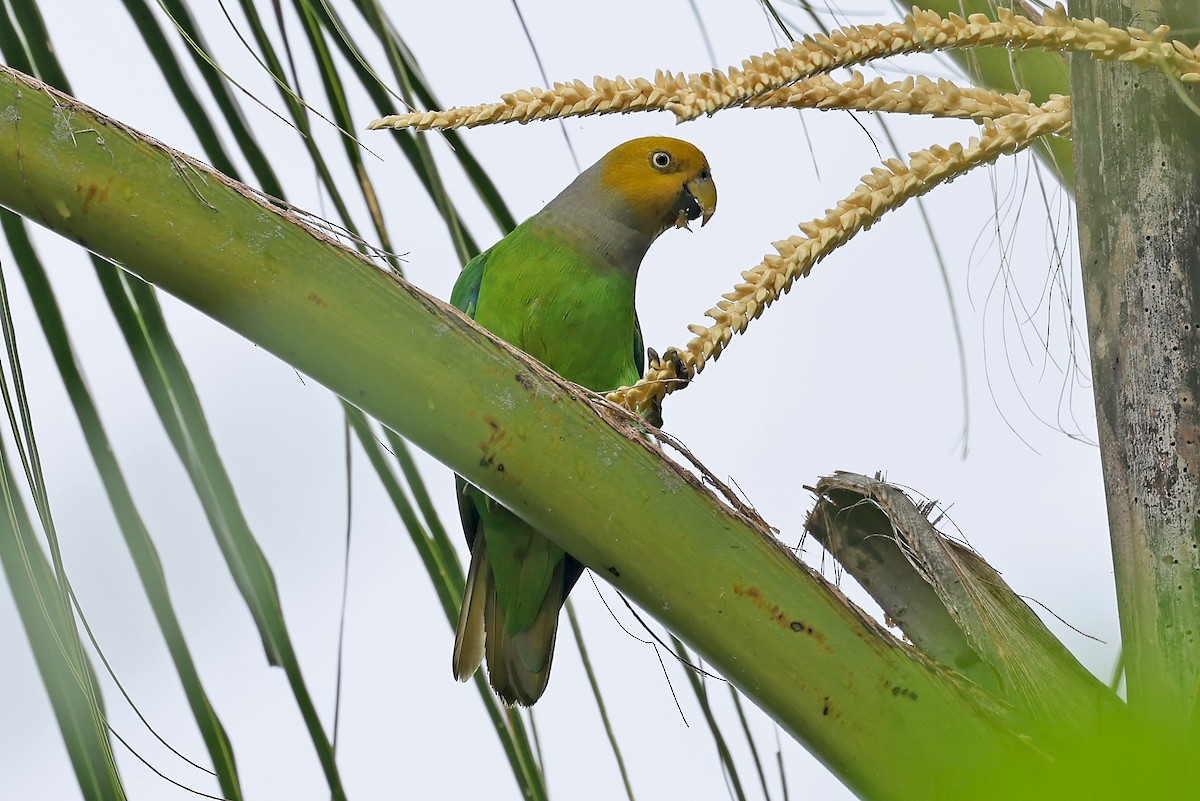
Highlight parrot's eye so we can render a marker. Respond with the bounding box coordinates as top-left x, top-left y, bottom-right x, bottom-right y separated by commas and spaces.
650, 151, 673, 170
